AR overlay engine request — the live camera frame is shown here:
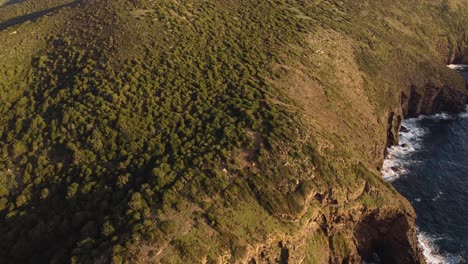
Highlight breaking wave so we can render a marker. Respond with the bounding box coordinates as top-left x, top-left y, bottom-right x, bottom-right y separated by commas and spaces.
381, 107, 467, 182
447, 64, 468, 71
418, 231, 462, 264
381, 118, 426, 182
382, 105, 468, 263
